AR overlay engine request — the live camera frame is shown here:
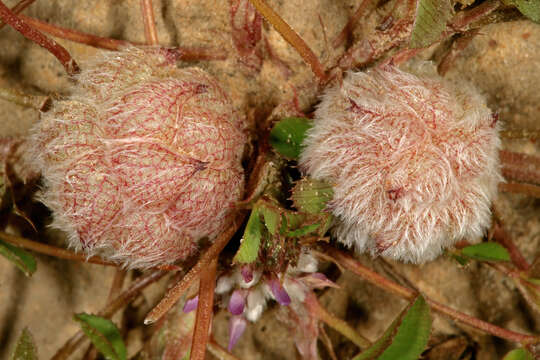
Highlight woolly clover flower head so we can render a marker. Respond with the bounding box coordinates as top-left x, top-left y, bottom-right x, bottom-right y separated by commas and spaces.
300, 62, 501, 263
28, 46, 246, 268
